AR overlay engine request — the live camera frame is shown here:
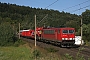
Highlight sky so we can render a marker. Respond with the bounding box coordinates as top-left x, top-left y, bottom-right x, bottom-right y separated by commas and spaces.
0, 0, 90, 15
